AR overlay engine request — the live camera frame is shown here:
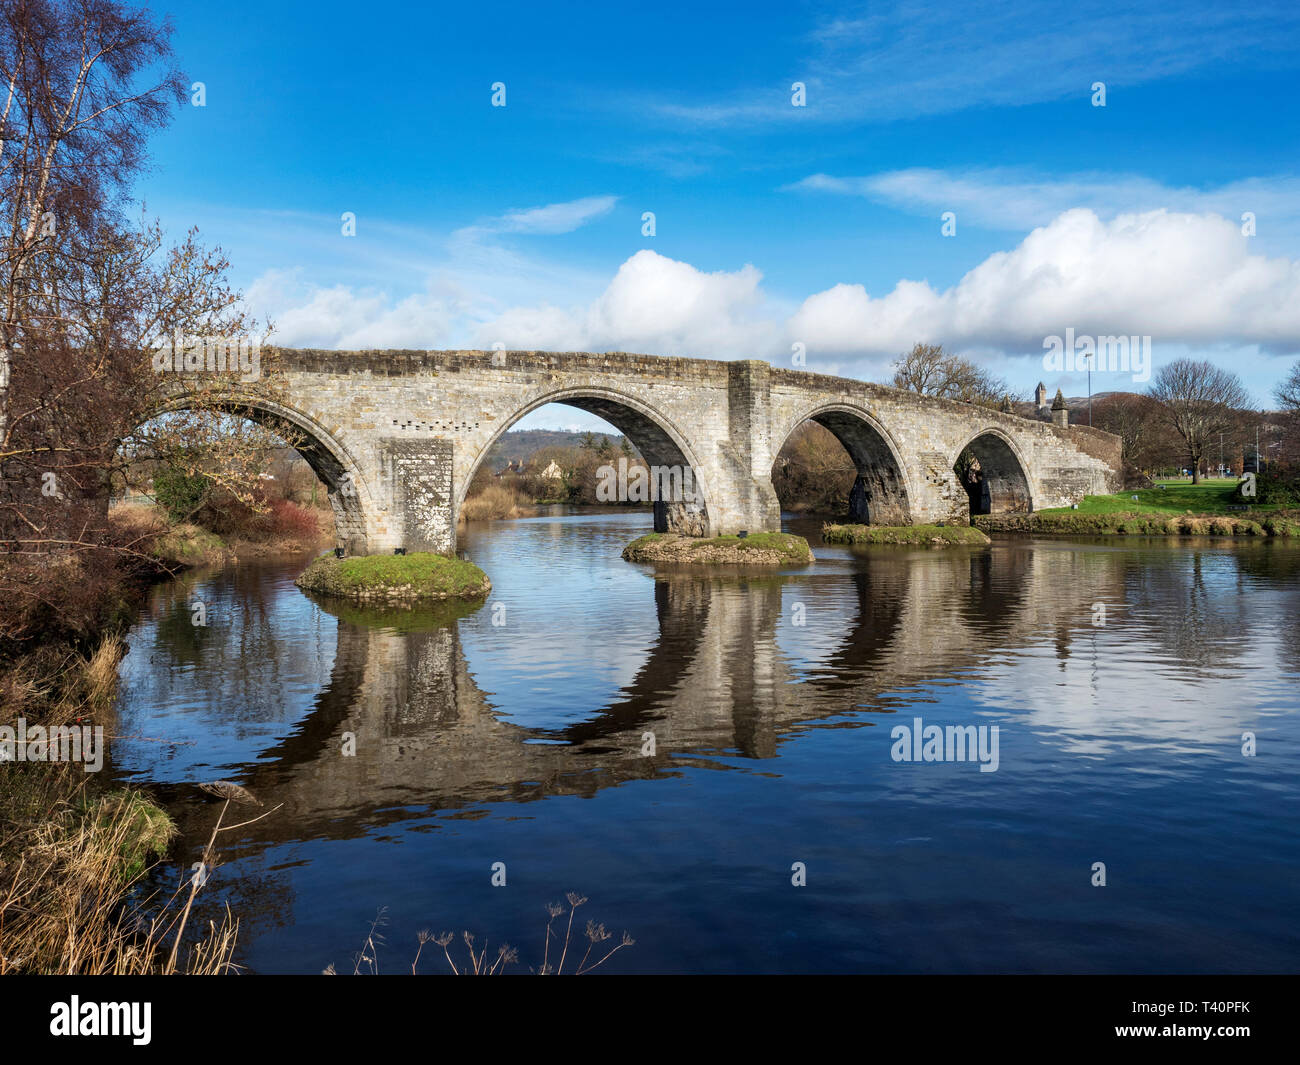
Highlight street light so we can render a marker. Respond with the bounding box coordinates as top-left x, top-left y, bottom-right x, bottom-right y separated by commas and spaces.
1086, 352, 1093, 426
